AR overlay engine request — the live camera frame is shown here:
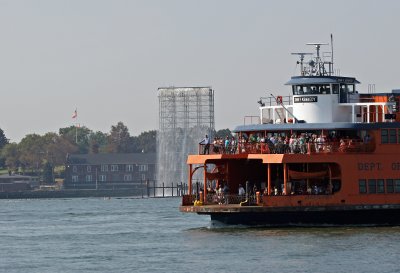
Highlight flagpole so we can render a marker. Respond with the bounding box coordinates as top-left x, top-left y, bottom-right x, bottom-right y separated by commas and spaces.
76, 108, 78, 144
73, 108, 78, 144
